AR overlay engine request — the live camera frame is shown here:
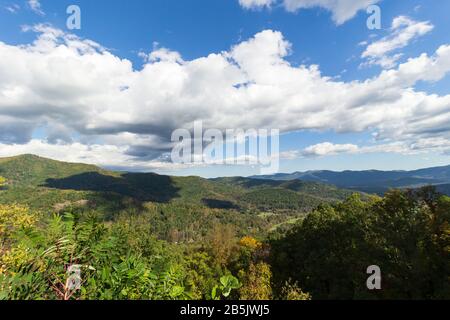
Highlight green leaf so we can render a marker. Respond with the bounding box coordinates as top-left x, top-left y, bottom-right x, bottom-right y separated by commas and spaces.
222, 287, 232, 297
211, 286, 218, 300
169, 285, 184, 298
